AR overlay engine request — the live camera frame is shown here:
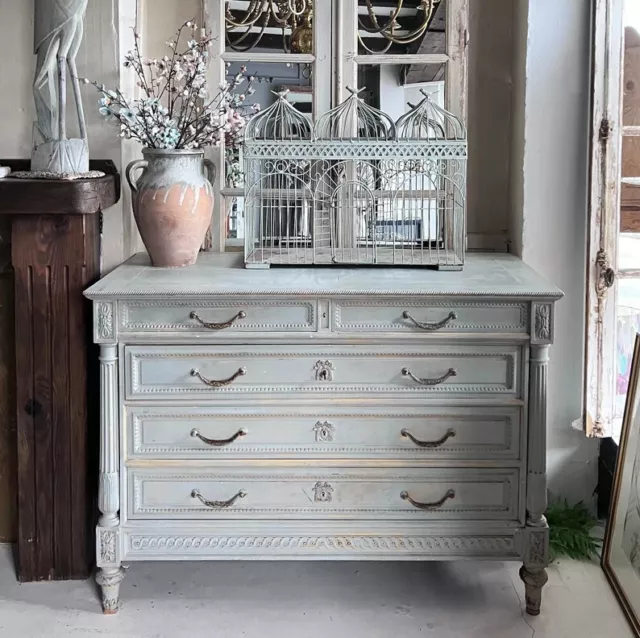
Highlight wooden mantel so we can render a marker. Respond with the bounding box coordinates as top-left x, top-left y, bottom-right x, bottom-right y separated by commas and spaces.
0, 160, 119, 581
